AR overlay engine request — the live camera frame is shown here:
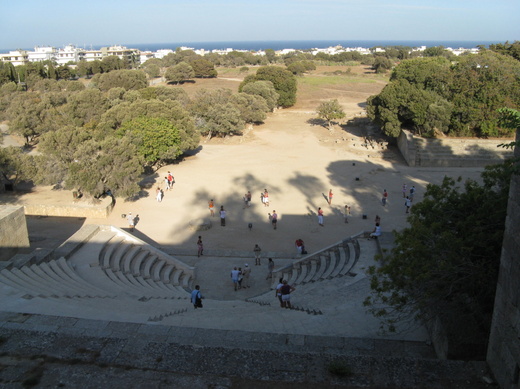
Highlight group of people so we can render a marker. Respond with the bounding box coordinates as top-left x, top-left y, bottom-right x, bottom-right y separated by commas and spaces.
381, 184, 416, 214
230, 265, 252, 291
